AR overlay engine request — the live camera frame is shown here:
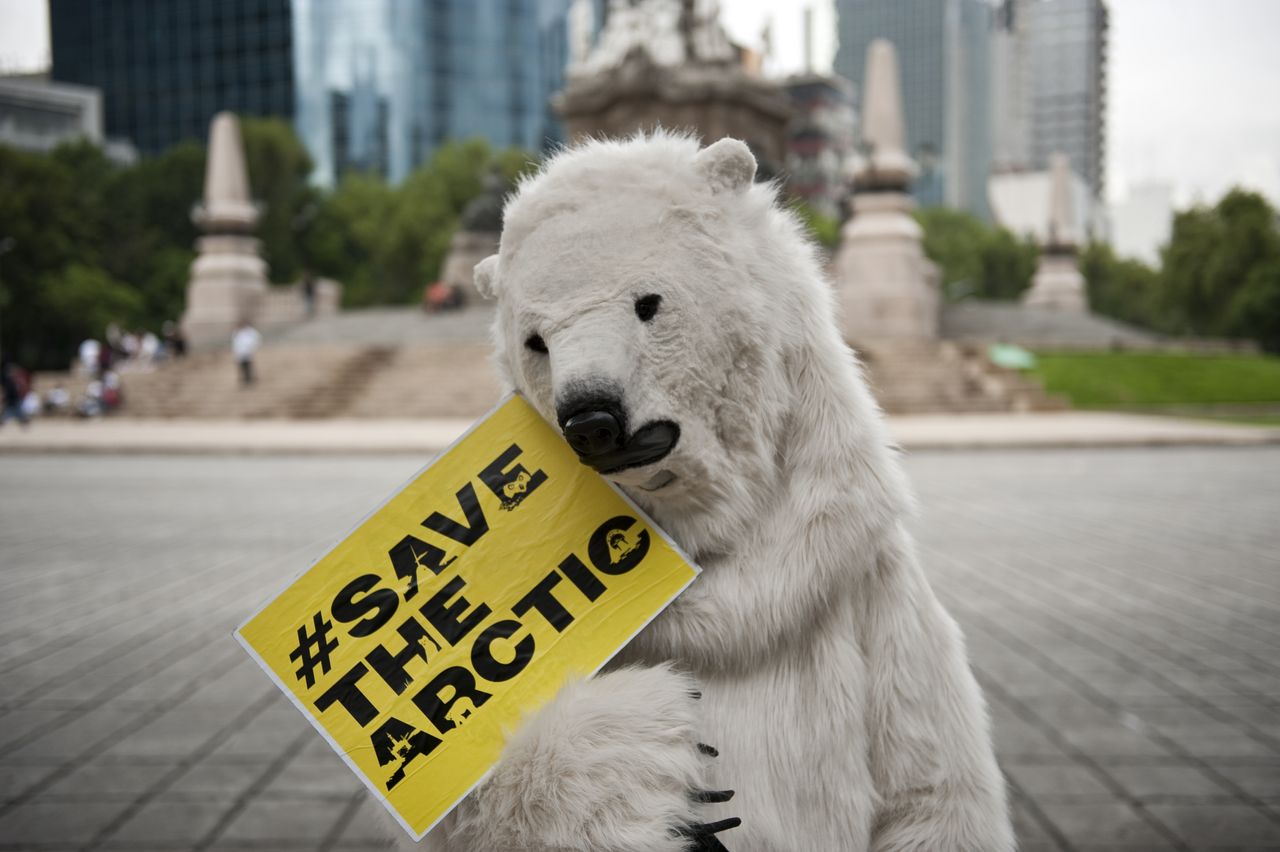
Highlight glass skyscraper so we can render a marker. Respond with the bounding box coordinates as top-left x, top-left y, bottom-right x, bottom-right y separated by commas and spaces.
49, 0, 295, 156
834, 0, 993, 219
50, 0, 579, 184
